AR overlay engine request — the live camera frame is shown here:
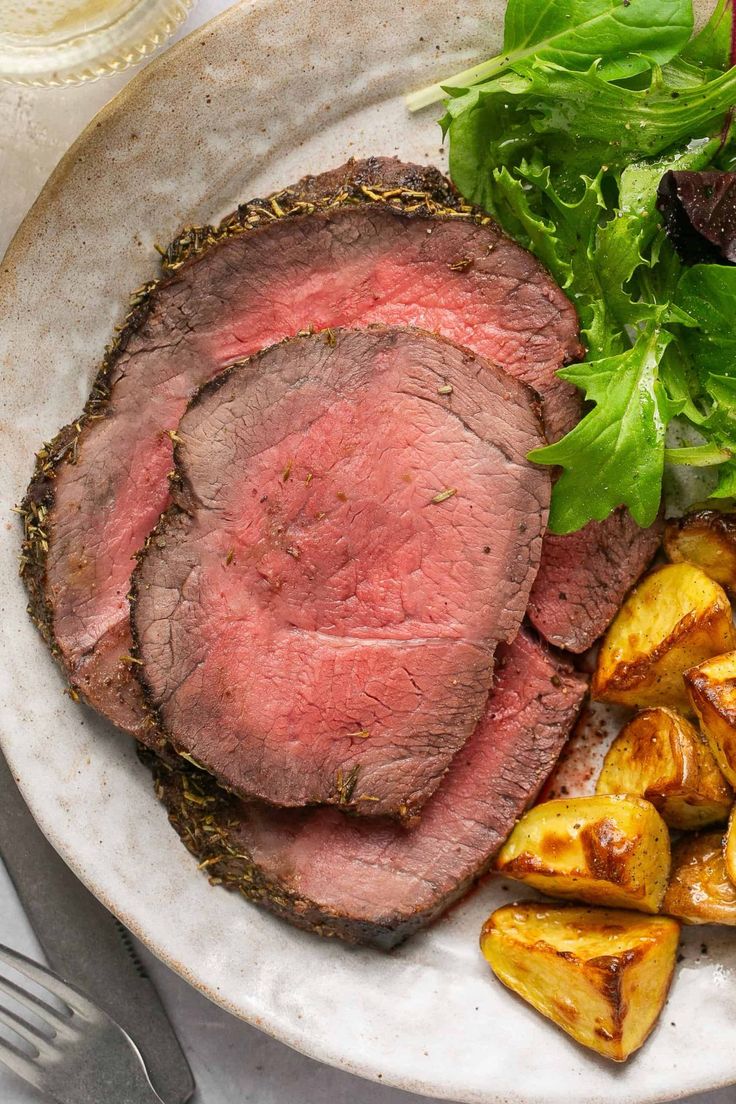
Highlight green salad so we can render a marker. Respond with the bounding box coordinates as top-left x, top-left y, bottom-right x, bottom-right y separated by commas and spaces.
408, 0, 736, 535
